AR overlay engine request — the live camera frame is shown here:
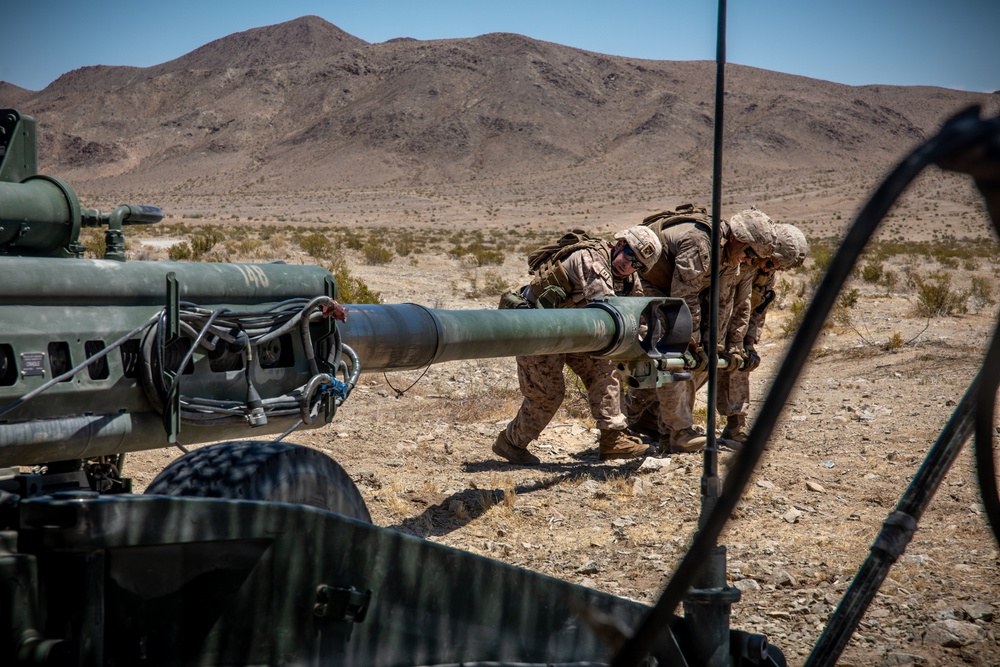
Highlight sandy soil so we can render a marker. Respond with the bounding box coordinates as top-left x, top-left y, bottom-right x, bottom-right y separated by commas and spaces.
124, 232, 1000, 667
